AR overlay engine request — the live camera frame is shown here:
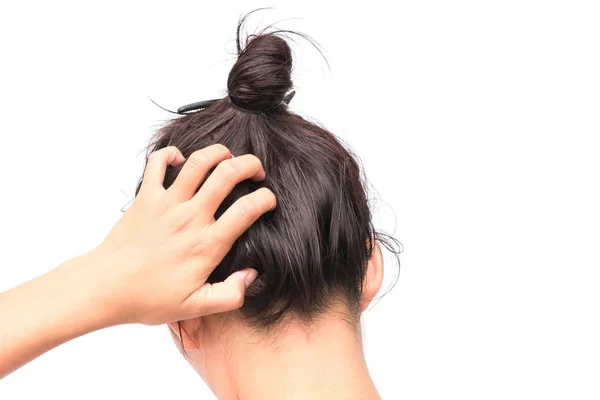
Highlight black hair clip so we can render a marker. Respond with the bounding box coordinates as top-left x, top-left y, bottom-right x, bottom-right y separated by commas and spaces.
175, 90, 296, 115
177, 98, 219, 114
